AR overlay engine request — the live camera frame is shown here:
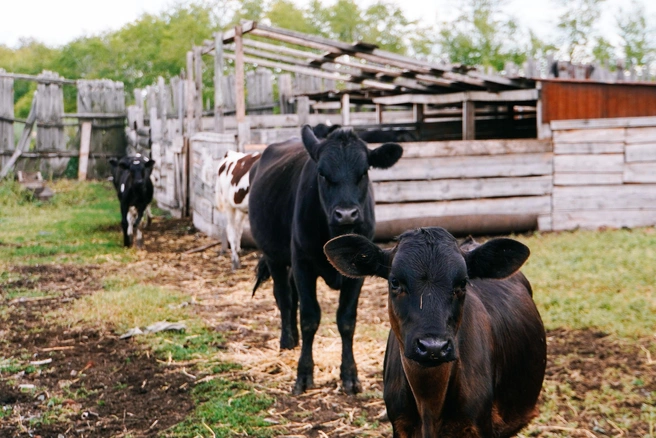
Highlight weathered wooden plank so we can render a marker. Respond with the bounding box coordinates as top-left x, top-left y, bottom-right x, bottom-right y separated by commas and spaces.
625, 127, 656, 144
373, 176, 552, 203
625, 143, 656, 163
552, 210, 656, 231
623, 162, 656, 183
552, 128, 625, 143
370, 153, 553, 182
0, 70, 14, 154
214, 32, 224, 132
551, 117, 656, 131
77, 121, 92, 180
553, 154, 624, 173
234, 26, 246, 125
373, 89, 539, 106
553, 142, 624, 155
553, 185, 656, 211
0, 93, 37, 178
462, 100, 475, 140
375, 196, 552, 222
554, 172, 623, 186
537, 214, 552, 231
374, 139, 552, 158
341, 93, 350, 126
